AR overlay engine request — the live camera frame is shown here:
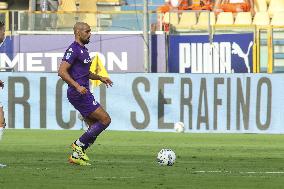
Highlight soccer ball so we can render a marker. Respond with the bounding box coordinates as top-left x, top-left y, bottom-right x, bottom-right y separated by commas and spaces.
174, 122, 185, 133
157, 149, 176, 166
